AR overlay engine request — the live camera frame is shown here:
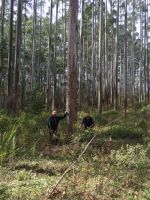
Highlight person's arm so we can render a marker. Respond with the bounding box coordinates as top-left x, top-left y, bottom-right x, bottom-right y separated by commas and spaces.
58, 111, 68, 120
